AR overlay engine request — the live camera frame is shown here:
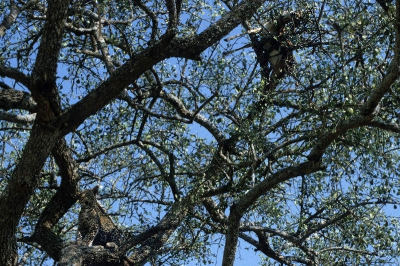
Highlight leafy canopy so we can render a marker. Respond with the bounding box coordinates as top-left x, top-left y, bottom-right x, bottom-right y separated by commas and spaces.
0, 0, 400, 265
